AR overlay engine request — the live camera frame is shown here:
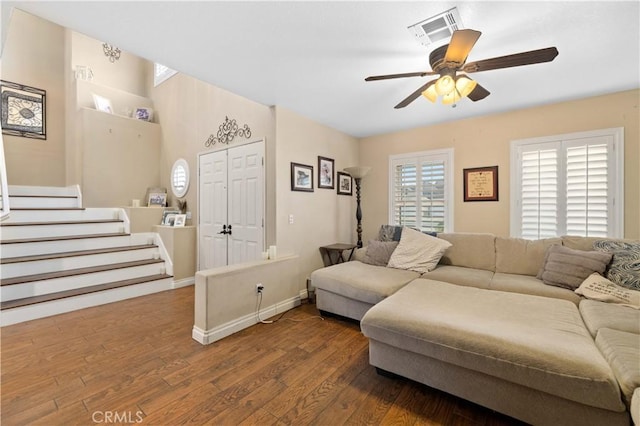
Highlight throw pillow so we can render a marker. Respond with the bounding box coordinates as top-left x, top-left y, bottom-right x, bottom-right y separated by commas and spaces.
378, 225, 438, 242
537, 245, 613, 290
387, 227, 452, 273
575, 273, 640, 309
378, 225, 403, 242
593, 240, 640, 290
362, 240, 399, 267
